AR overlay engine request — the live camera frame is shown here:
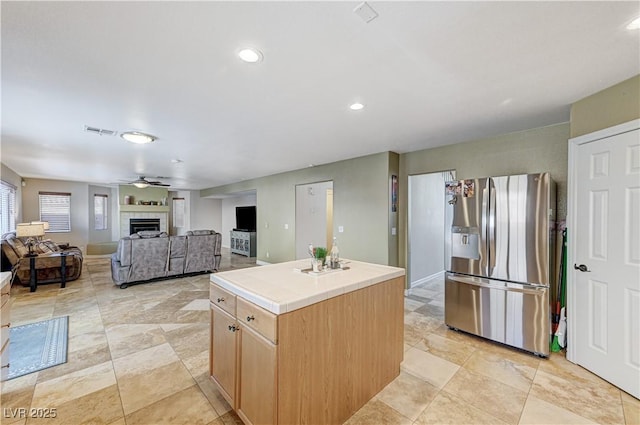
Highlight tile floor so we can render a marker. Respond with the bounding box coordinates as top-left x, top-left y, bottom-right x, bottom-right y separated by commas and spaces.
1, 250, 638, 425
